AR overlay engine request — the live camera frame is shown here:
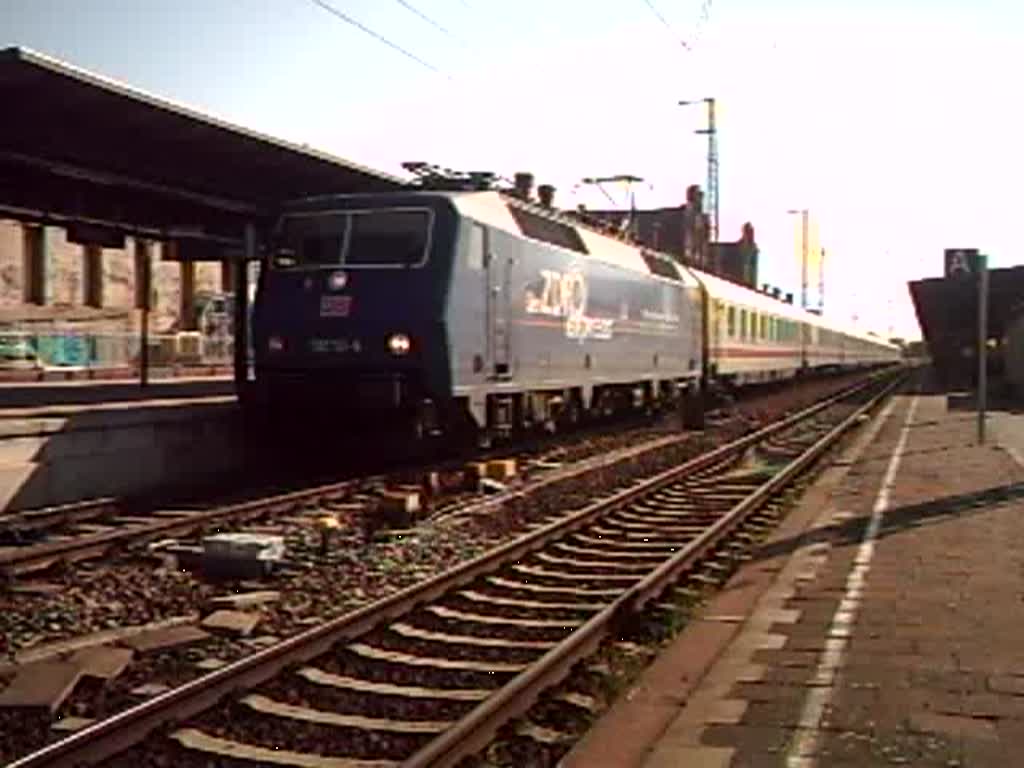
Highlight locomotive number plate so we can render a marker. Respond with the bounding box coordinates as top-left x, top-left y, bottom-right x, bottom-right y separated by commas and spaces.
320, 295, 353, 317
